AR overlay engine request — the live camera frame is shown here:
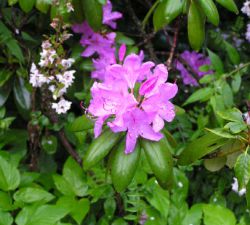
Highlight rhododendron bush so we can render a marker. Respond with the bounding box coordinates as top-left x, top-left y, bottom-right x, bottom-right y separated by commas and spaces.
1, 0, 250, 224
